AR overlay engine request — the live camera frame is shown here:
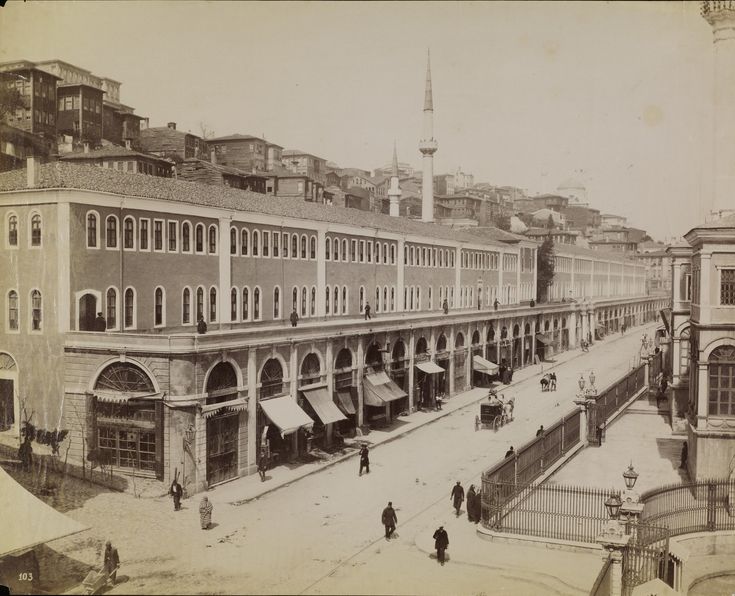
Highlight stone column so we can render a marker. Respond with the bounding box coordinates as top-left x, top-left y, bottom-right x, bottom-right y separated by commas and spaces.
466, 322, 472, 388
247, 348, 258, 475
218, 216, 232, 330
608, 549, 624, 596
397, 239, 405, 312
408, 329, 416, 411
356, 338, 365, 427
289, 344, 299, 457
316, 229, 326, 316
697, 361, 708, 424
449, 326, 456, 396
